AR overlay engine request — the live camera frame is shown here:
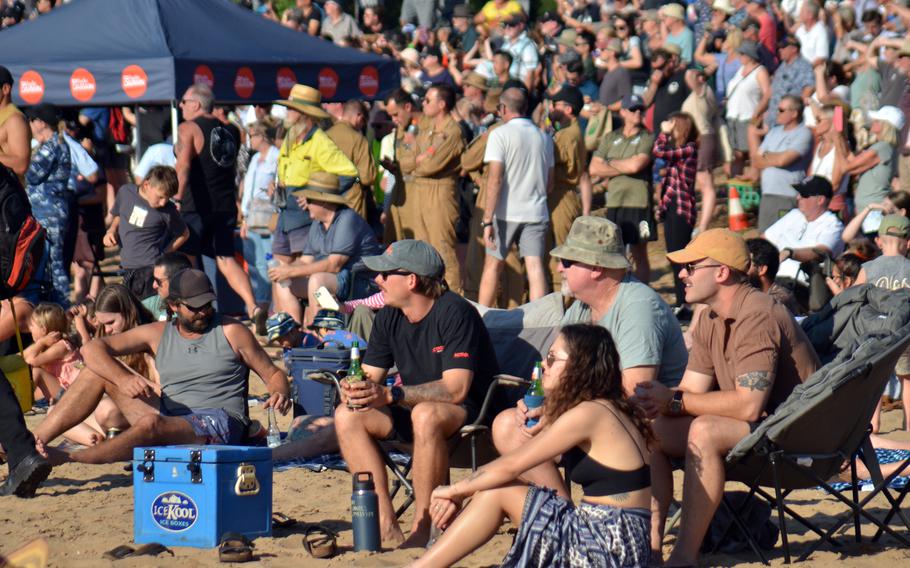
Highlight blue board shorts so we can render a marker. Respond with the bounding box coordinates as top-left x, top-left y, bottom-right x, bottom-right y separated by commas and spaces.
167, 408, 247, 445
